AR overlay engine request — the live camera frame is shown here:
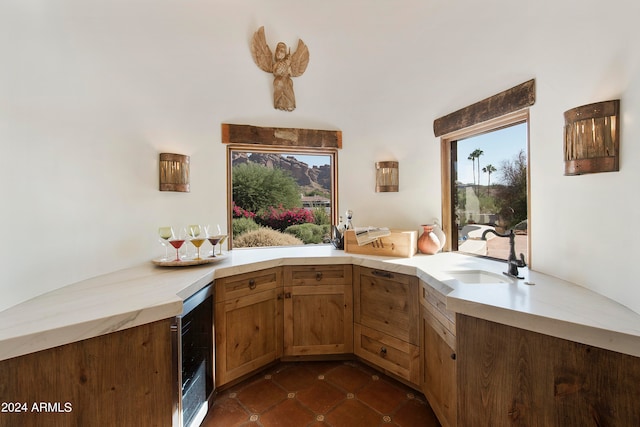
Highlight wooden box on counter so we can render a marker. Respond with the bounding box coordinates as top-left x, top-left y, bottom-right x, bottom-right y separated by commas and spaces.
343, 229, 418, 258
